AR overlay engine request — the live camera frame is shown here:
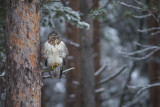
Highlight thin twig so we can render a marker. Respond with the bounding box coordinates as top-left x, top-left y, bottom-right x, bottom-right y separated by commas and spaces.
122, 1, 159, 23
63, 67, 75, 73
134, 42, 152, 48
95, 88, 105, 94
147, 9, 159, 23
151, 31, 160, 36
121, 48, 160, 60
134, 0, 142, 5
94, 61, 108, 76
61, 38, 80, 48
97, 65, 127, 86
120, 2, 141, 10
42, 67, 75, 79
128, 82, 160, 97
119, 46, 160, 56
137, 27, 160, 33
132, 14, 152, 19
